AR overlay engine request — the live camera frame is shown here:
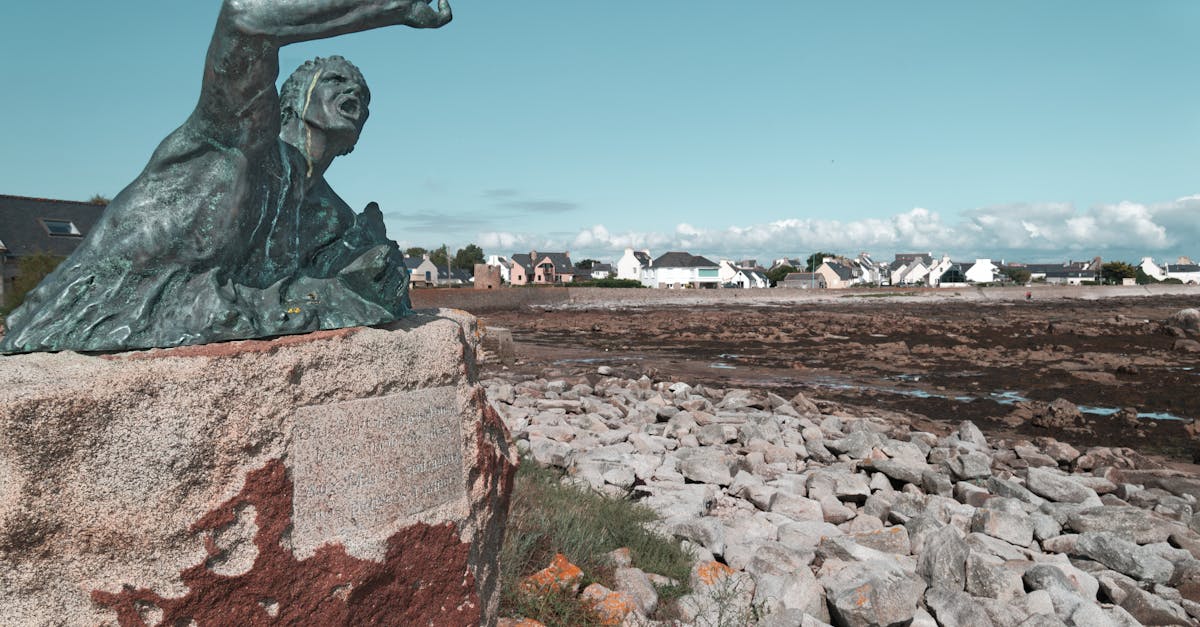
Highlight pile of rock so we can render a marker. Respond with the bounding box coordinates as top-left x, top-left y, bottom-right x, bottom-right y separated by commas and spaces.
1167, 308, 1200, 353
486, 372, 1200, 626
